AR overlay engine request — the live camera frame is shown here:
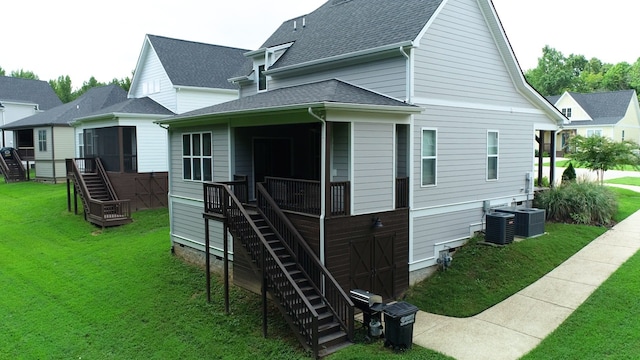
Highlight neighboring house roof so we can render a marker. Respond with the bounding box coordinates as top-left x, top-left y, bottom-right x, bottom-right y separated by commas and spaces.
546, 95, 561, 105
159, 79, 421, 124
72, 97, 175, 124
0, 85, 128, 130
146, 34, 249, 89
551, 90, 635, 126
0, 76, 62, 110
260, 0, 443, 71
